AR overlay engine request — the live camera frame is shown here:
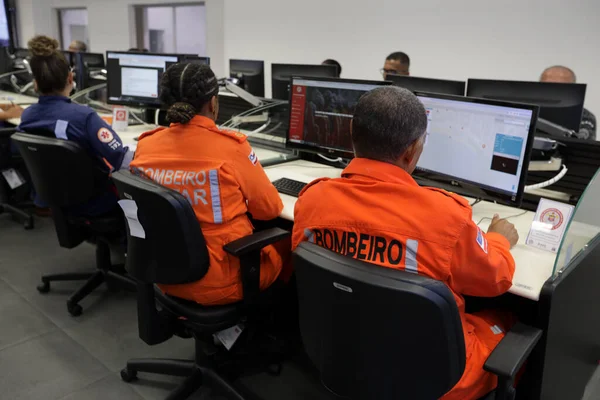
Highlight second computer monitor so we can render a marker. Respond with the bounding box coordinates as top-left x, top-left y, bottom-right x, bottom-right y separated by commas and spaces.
106, 51, 179, 107
230, 59, 265, 97
415, 93, 539, 206
272, 63, 338, 100
467, 79, 586, 132
388, 75, 466, 96
287, 77, 392, 159
181, 55, 210, 65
